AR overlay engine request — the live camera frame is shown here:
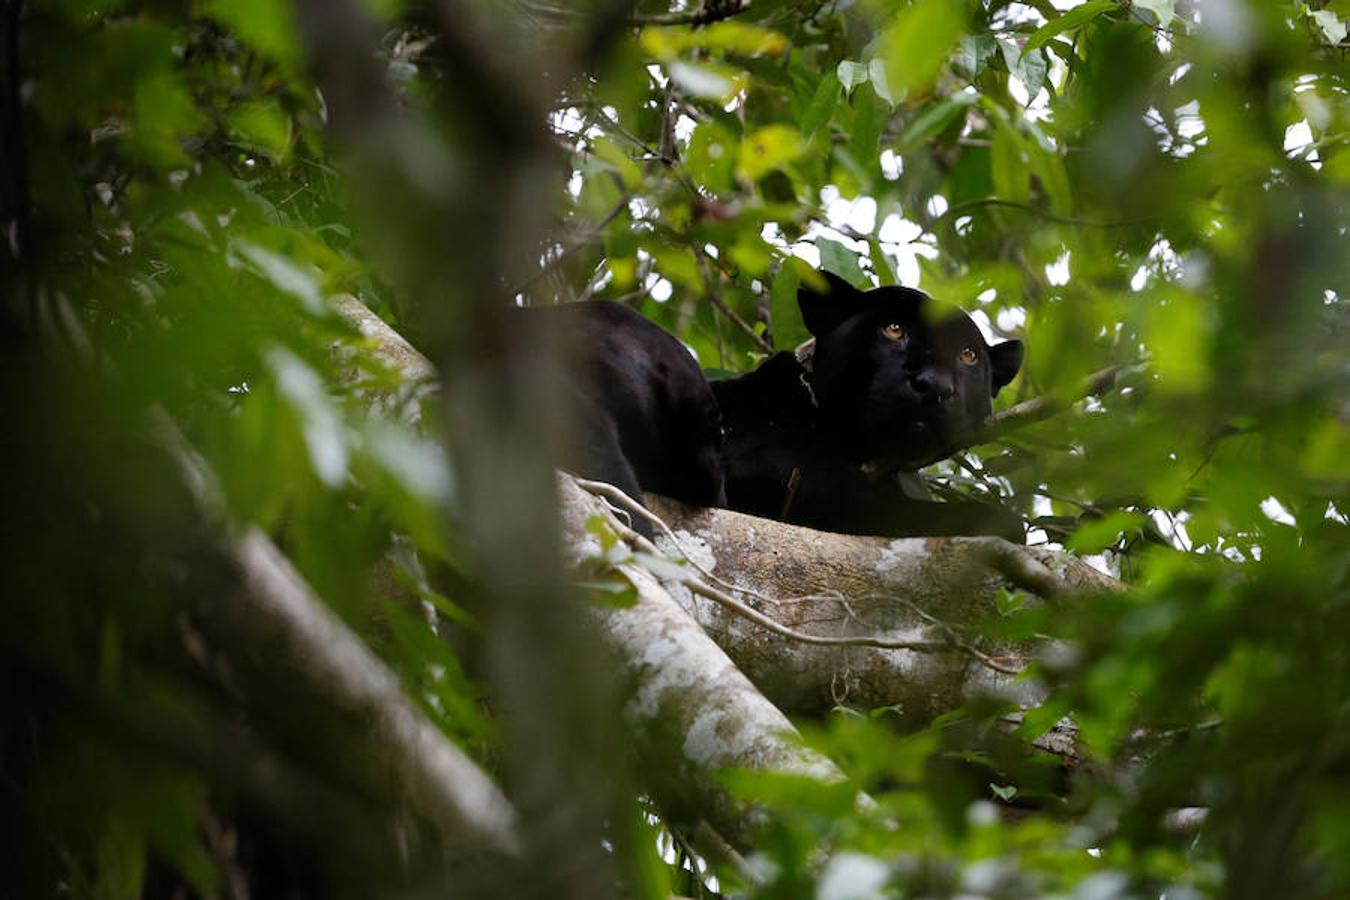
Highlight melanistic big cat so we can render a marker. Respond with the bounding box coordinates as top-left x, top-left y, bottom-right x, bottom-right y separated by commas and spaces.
711, 272, 1024, 541
529, 269, 1024, 541
522, 301, 725, 538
